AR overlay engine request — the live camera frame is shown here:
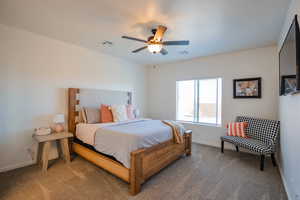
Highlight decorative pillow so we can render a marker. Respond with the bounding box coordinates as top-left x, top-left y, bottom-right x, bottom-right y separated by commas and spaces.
84, 107, 100, 124
111, 105, 128, 122
126, 104, 135, 120
78, 107, 87, 123
226, 122, 248, 138
100, 104, 113, 123
133, 108, 140, 118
